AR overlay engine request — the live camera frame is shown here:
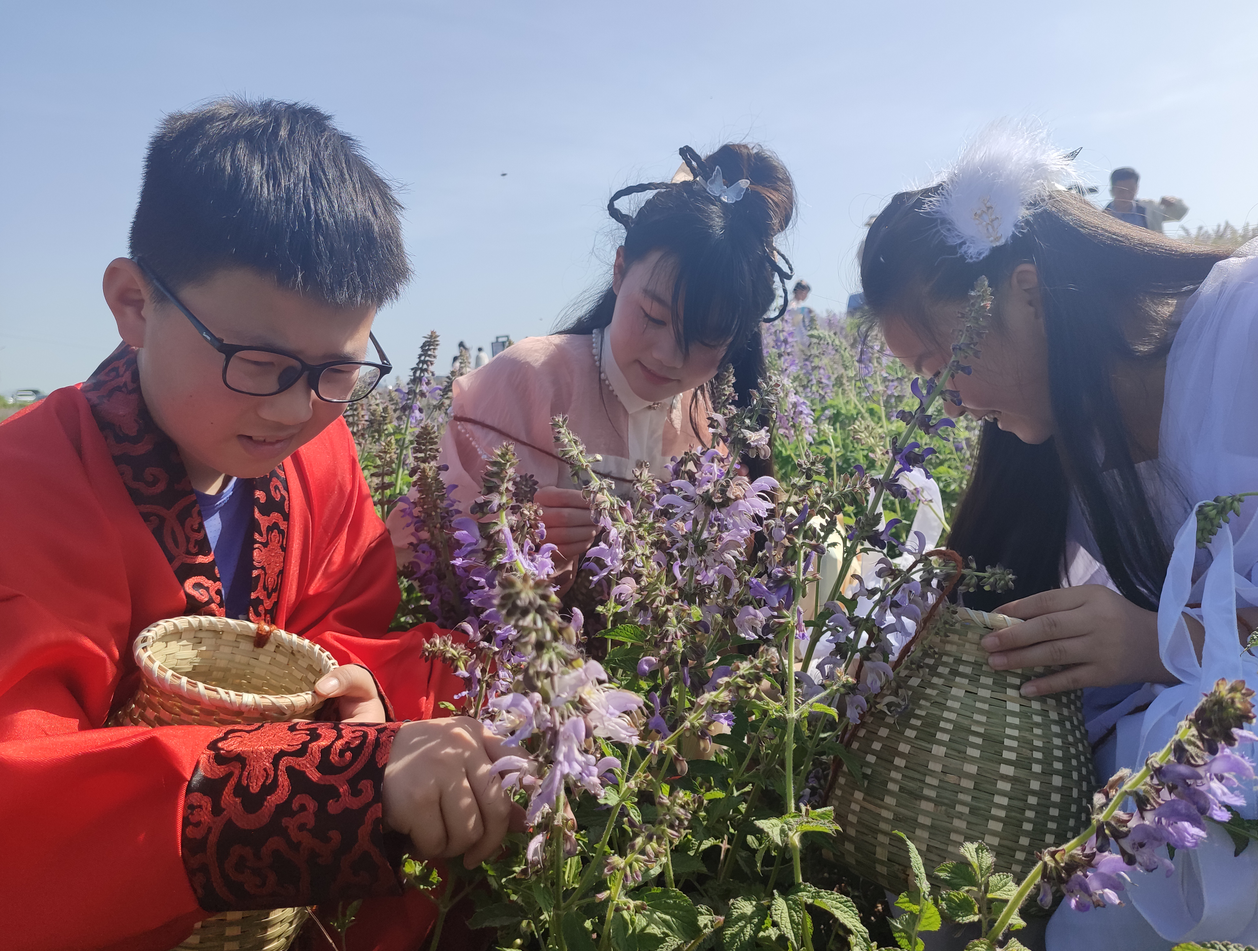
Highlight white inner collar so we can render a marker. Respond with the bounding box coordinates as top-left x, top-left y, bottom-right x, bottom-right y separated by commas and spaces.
598, 327, 659, 414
